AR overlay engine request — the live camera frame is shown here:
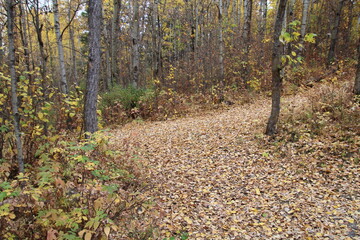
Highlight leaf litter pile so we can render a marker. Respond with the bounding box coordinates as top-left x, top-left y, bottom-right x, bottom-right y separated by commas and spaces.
112, 91, 359, 239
